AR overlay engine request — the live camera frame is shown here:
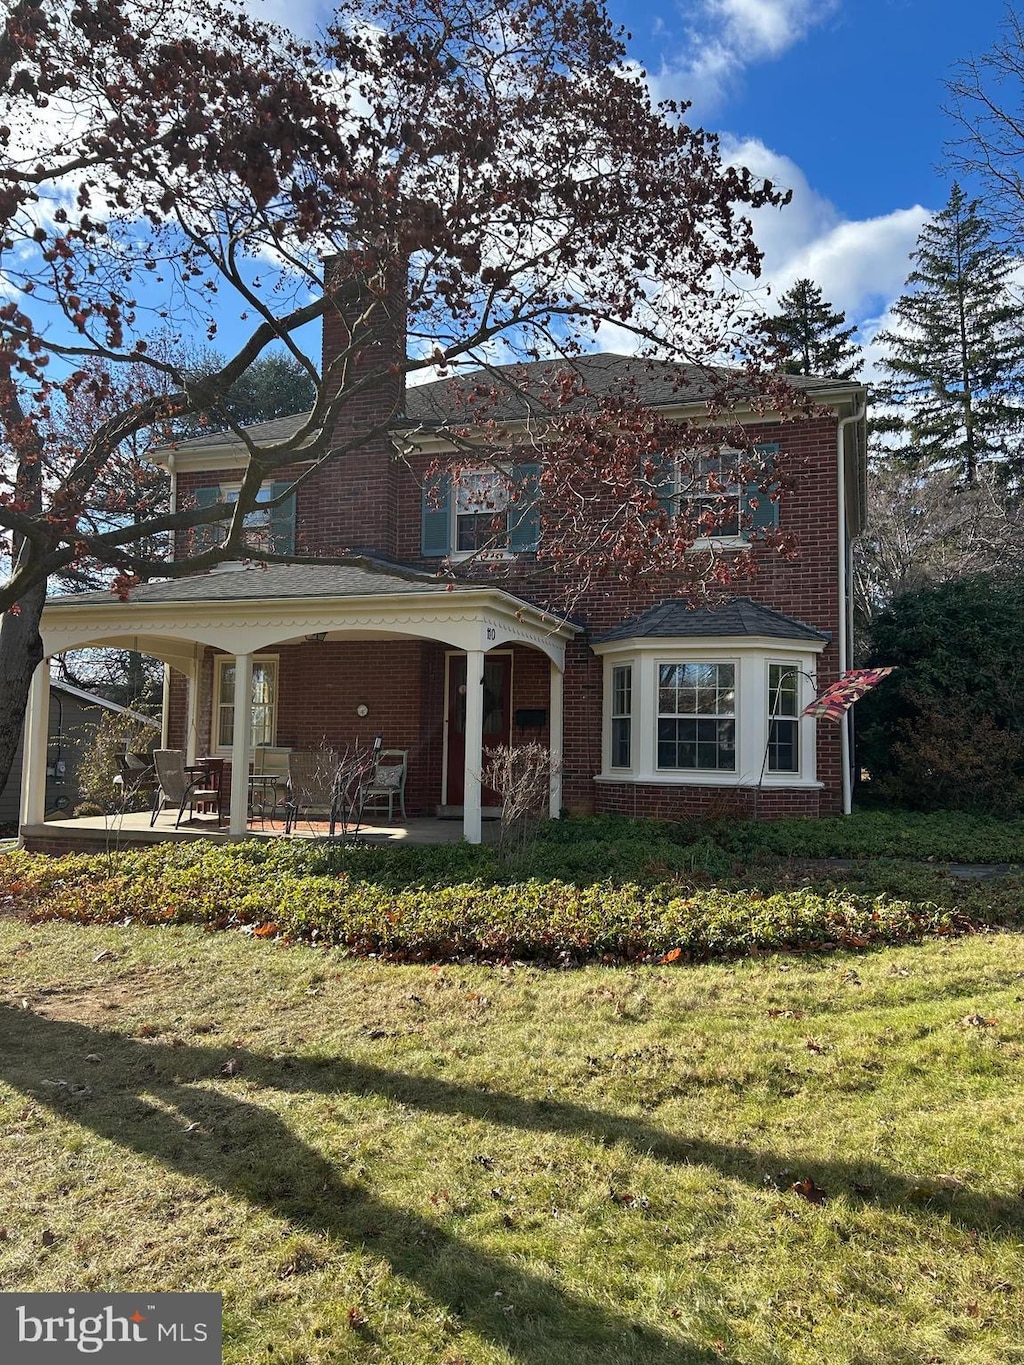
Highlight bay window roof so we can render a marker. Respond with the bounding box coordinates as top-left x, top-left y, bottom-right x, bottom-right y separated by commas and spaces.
595, 597, 831, 645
